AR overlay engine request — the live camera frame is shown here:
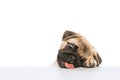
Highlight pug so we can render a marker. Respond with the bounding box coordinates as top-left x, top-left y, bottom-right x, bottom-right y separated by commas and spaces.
57, 30, 102, 69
